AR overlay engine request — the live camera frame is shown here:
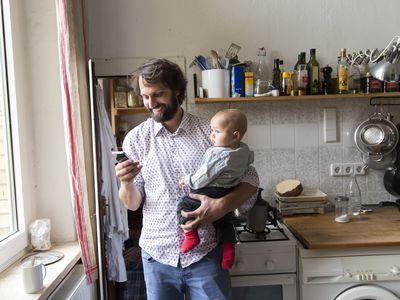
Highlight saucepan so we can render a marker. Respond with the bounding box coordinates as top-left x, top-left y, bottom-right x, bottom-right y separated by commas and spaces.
354, 106, 399, 164
379, 199, 400, 211
384, 123, 400, 196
